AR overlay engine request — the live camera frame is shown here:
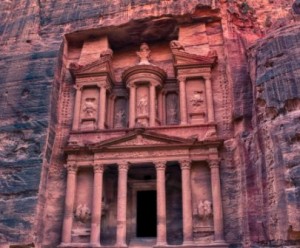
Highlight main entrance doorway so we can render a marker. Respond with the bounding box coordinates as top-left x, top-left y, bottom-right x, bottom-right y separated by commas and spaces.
136, 190, 157, 237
